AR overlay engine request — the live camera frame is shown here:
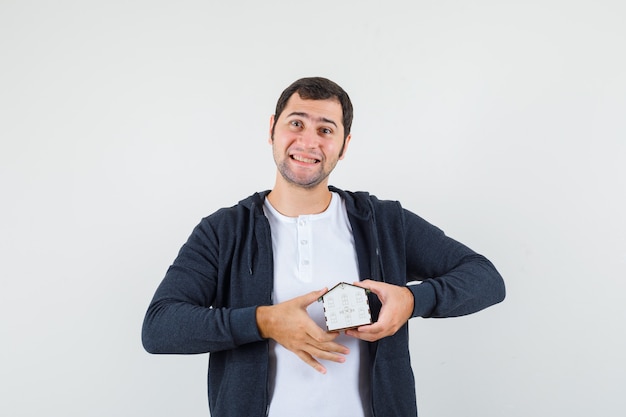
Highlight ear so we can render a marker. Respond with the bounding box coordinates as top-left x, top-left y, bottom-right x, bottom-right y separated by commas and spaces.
268, 115, 275, 144
338, 134, 352, 160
